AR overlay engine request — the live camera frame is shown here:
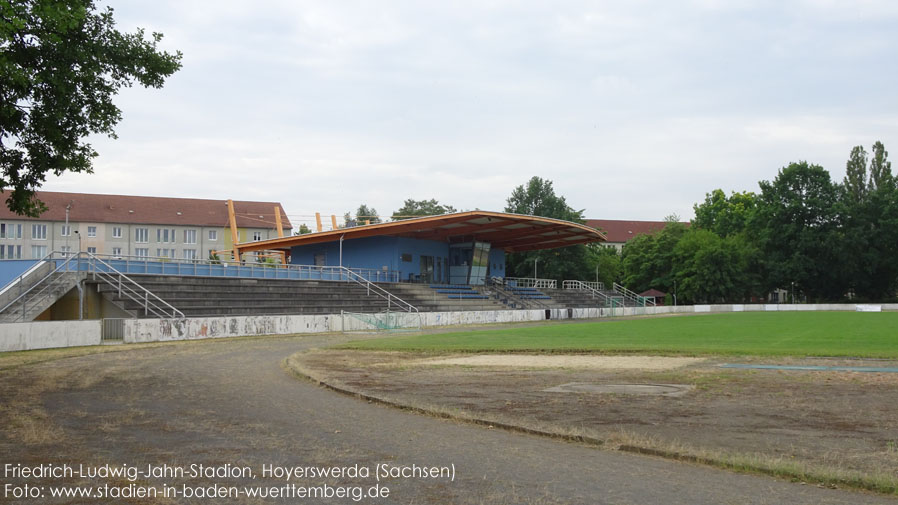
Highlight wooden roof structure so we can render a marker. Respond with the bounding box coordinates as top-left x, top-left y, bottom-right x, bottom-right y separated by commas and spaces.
236, 211, 605, 254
